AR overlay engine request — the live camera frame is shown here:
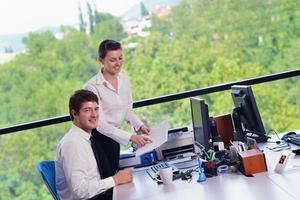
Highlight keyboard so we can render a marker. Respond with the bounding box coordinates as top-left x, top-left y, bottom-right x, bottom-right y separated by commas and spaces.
282, 132, 300, 146
146, 162, 179, 180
